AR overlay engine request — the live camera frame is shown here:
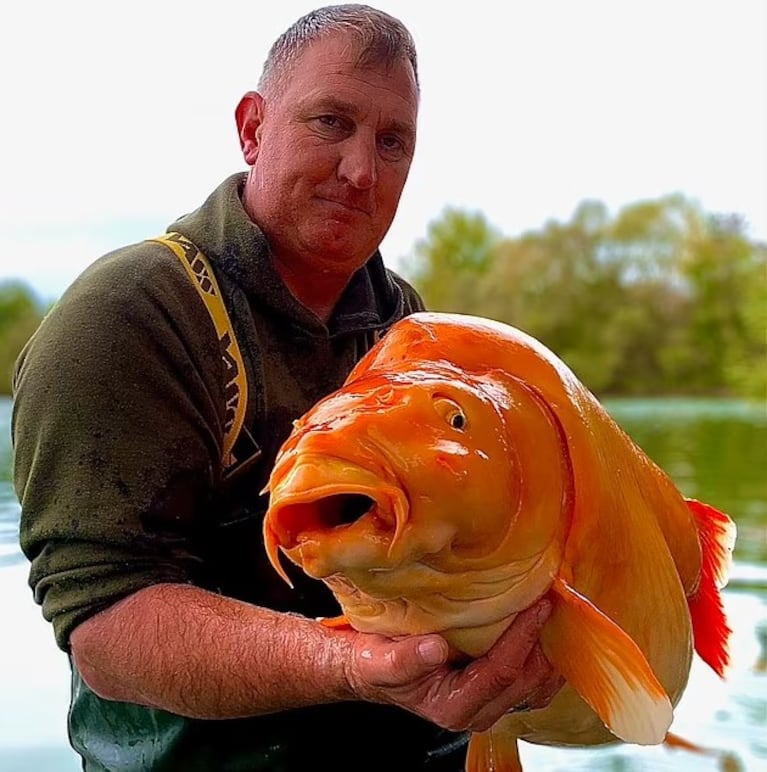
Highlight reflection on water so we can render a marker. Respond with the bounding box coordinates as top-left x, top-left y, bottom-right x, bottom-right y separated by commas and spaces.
604, 398, 767, 566
0, 397, 20, 568
1, 397, 766, 770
